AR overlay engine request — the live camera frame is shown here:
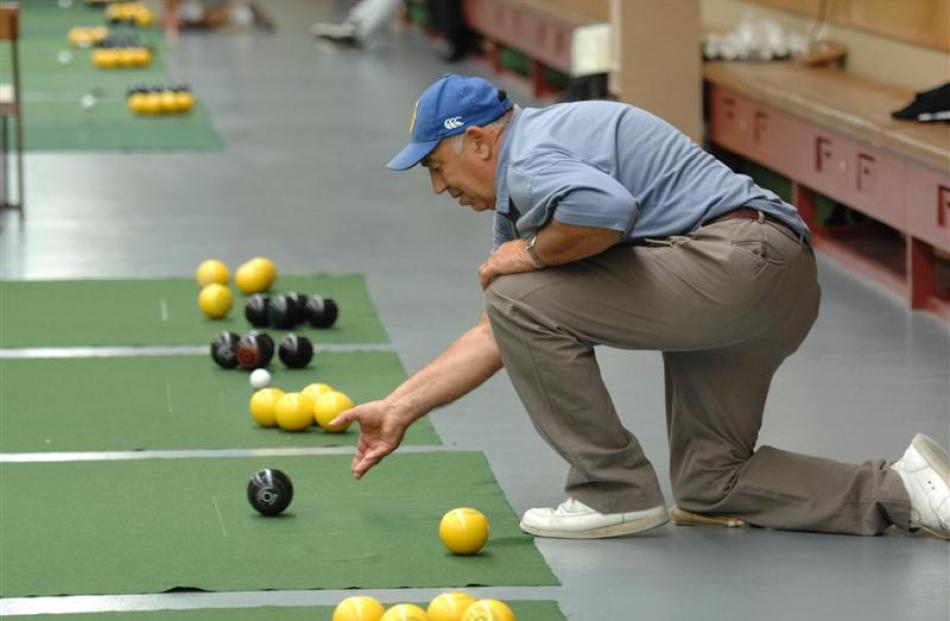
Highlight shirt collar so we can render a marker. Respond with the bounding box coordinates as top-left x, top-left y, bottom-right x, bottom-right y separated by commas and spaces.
493, 110, 520, 216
